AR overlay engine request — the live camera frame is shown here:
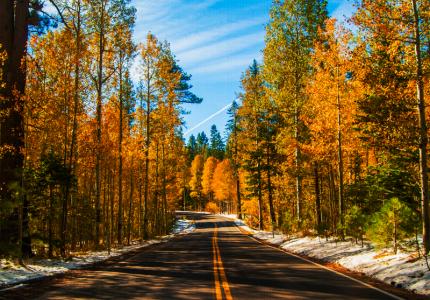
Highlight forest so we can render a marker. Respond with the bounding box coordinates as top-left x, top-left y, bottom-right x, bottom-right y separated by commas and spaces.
0, 0, 429, 260
184, 0, 430, 256
0, 0, 203, 258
